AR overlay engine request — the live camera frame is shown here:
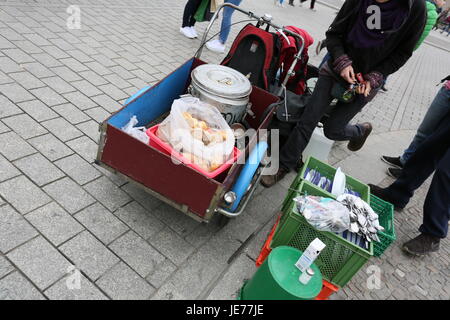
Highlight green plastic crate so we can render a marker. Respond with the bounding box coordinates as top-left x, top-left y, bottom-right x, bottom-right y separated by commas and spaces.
370, 195, 396, 257
272, 182, 373, 288
298, 156, 370, 203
